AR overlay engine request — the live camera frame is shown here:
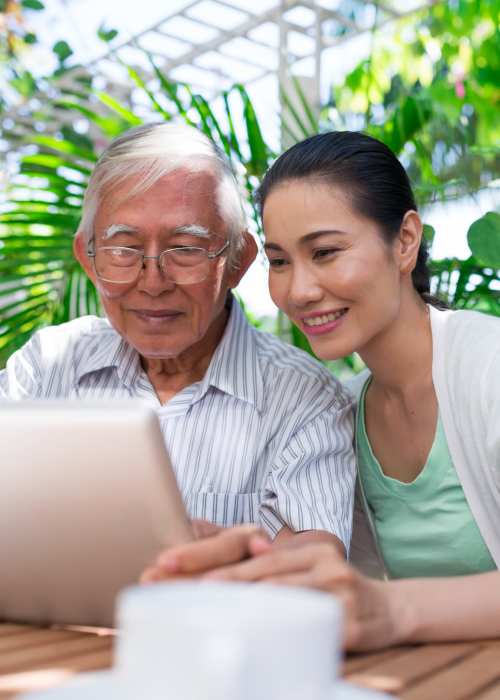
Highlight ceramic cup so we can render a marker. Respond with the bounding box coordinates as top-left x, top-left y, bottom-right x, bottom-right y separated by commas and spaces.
113, 580, 342, 700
